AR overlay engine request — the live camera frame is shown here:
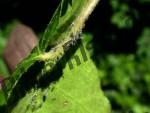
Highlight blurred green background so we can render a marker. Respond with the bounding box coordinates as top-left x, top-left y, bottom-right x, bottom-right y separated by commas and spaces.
0, 0, 150, 112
